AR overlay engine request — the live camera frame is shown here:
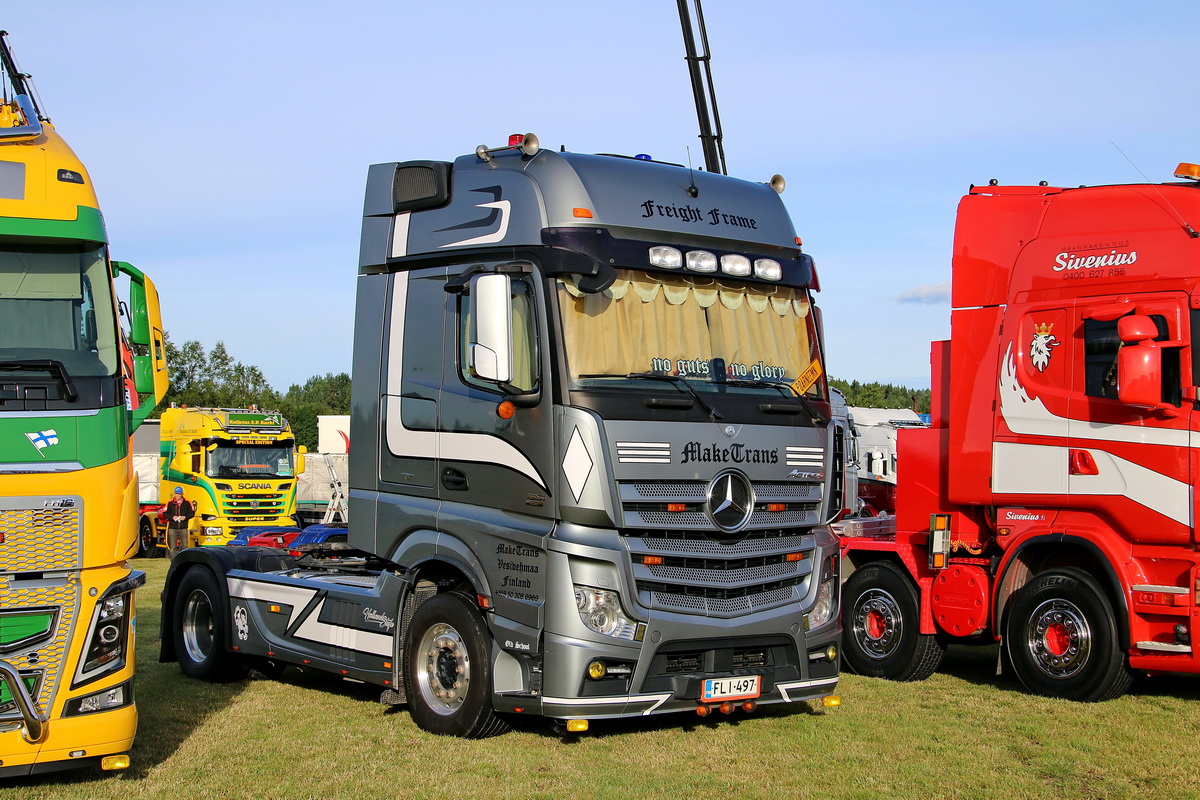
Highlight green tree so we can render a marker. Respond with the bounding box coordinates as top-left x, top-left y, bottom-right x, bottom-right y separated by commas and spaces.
829, 376, 930, 414
160, 333, 280, 413
278, 372, 352, 450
